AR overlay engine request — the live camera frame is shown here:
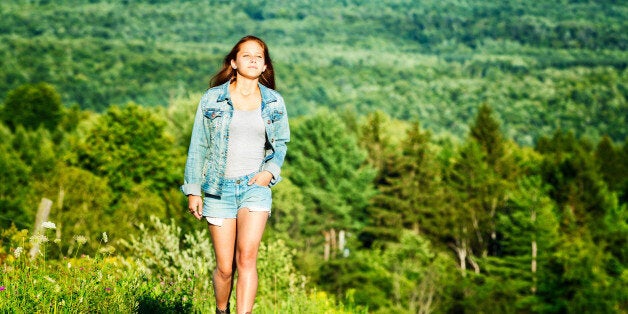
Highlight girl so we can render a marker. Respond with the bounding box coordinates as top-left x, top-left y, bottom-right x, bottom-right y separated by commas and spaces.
182, 35, 290, 314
